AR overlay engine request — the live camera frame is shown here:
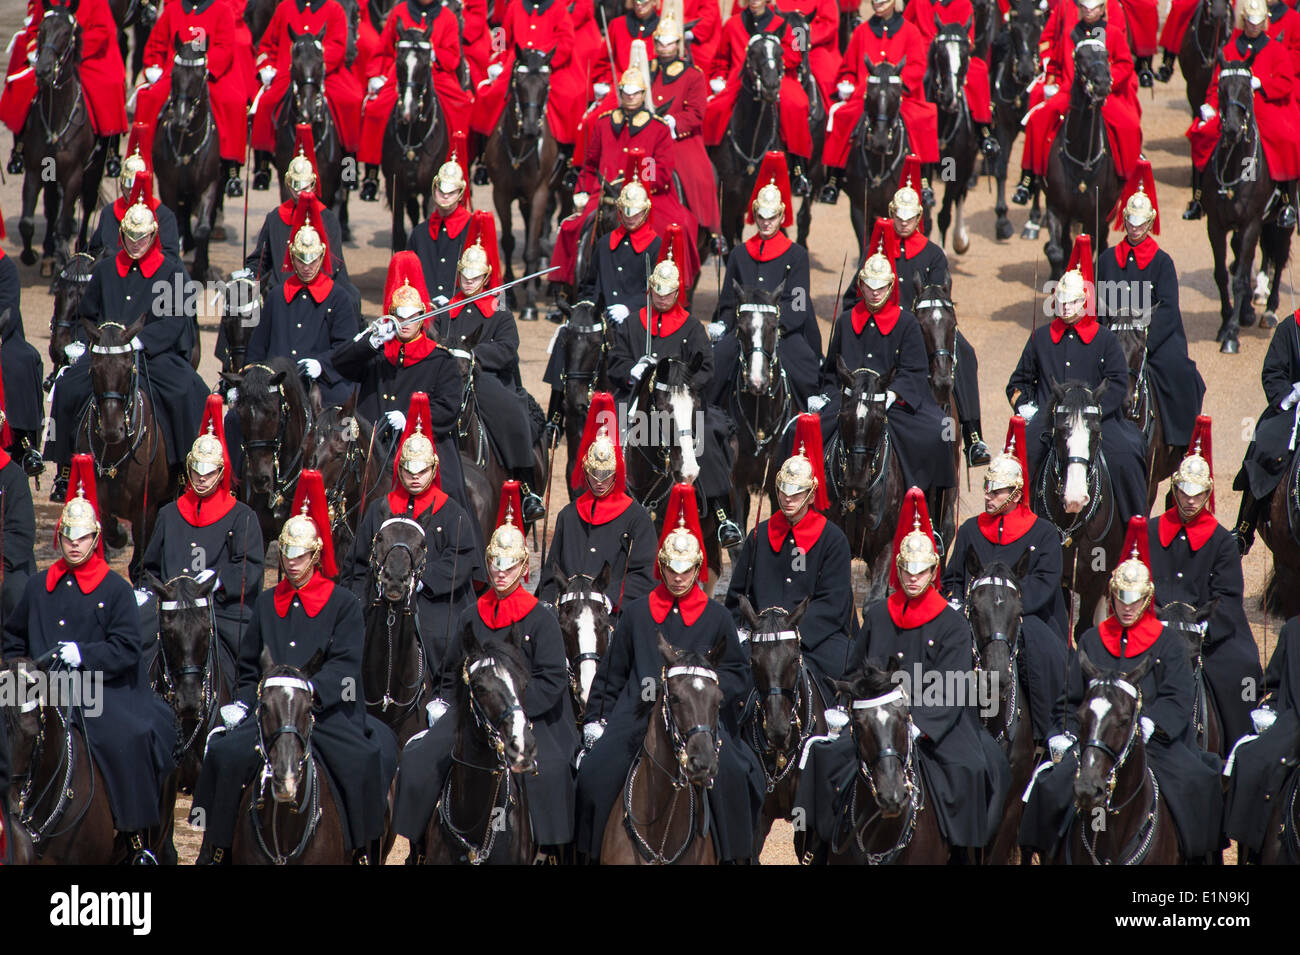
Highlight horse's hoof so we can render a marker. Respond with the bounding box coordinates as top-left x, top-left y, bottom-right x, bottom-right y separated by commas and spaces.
472, 164, 490, 186
105, 154, 121, 178
1220, 338, 1239, 354
545, 307, 564, 324
1020, 222, 1040, 240
520, 305, 539, 322
953, 230, 969, 255
20, 248, 37, 266
359, 179, 379, 202
995, 219, 1013, 241
252, 169, 271, 191
1262, 311, 1279, 329
505, 287, 518, 310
